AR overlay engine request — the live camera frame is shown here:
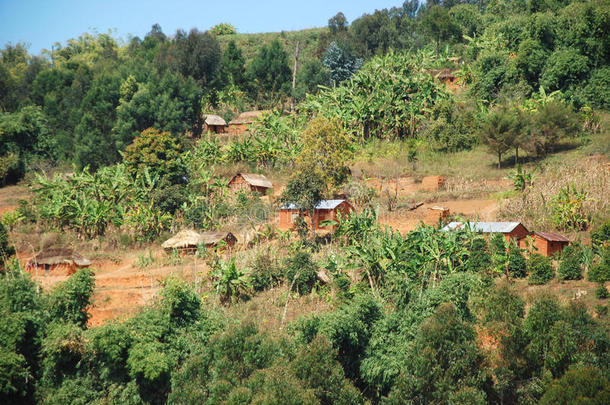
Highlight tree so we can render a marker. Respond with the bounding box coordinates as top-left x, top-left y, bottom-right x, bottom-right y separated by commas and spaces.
246, 39, 292, 103
281, 170, 327, 238
297, 116, 353, 186
526, 101, 580, 156
219, 40, 246, 87
74, 73, 121, 169
322, 42, 363, 85
540, 366, 610, 405
479, 106, 519, 168
46, 268, 95, 328
385, 303, 491, 404
113, 70, 202, 147
419, 6, 461, 57
328, 12, 348, 36
209, 23, 236, 36
123, 128, 186, 185
174, 29, 221, 88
